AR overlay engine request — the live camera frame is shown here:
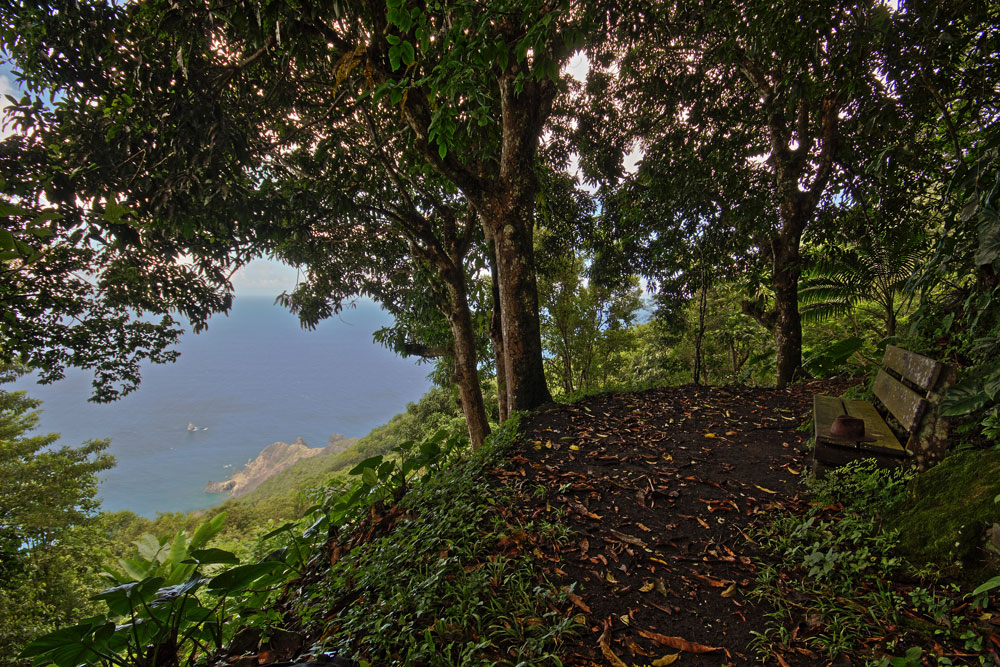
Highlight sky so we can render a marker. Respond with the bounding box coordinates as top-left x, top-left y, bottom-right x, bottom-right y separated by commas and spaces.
0, 63, 17, 140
